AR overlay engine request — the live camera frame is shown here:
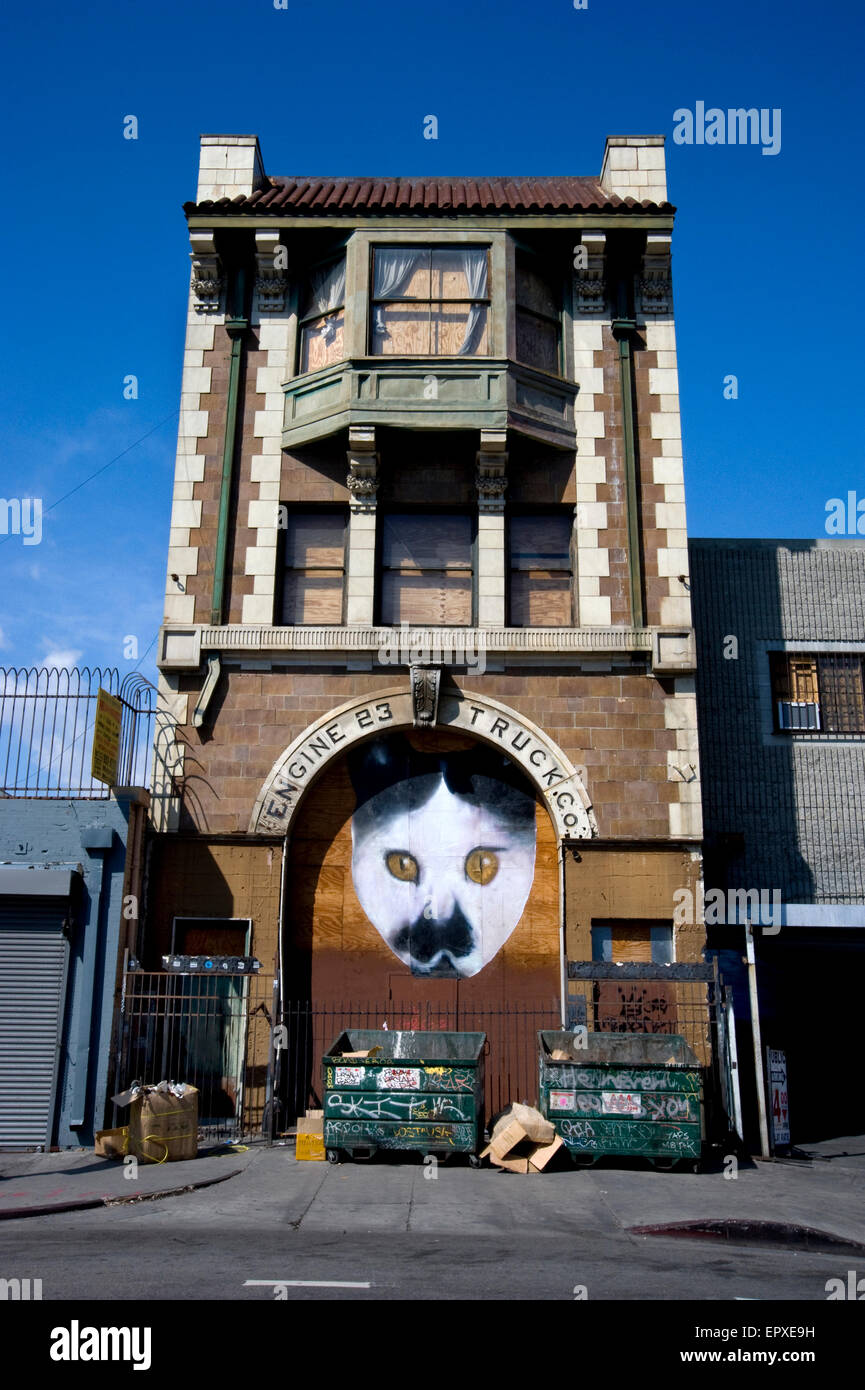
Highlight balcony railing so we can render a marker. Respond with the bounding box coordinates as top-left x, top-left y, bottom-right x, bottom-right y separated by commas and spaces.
0, 666, 155, 798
